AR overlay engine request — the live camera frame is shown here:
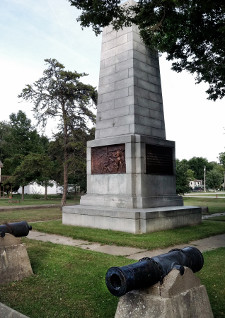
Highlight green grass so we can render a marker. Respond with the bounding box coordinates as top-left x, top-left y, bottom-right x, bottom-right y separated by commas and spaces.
0, 196, 79, 206
31, 219, 225, 250
0, 199, 224, 317
183, 197, 225, 214
0, 208, 62, 223
0, 240, 130, 318
1, 199, 225, 250
206, 215, 225, 222
196, 248, 225, 318
0, 240, 224, 318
